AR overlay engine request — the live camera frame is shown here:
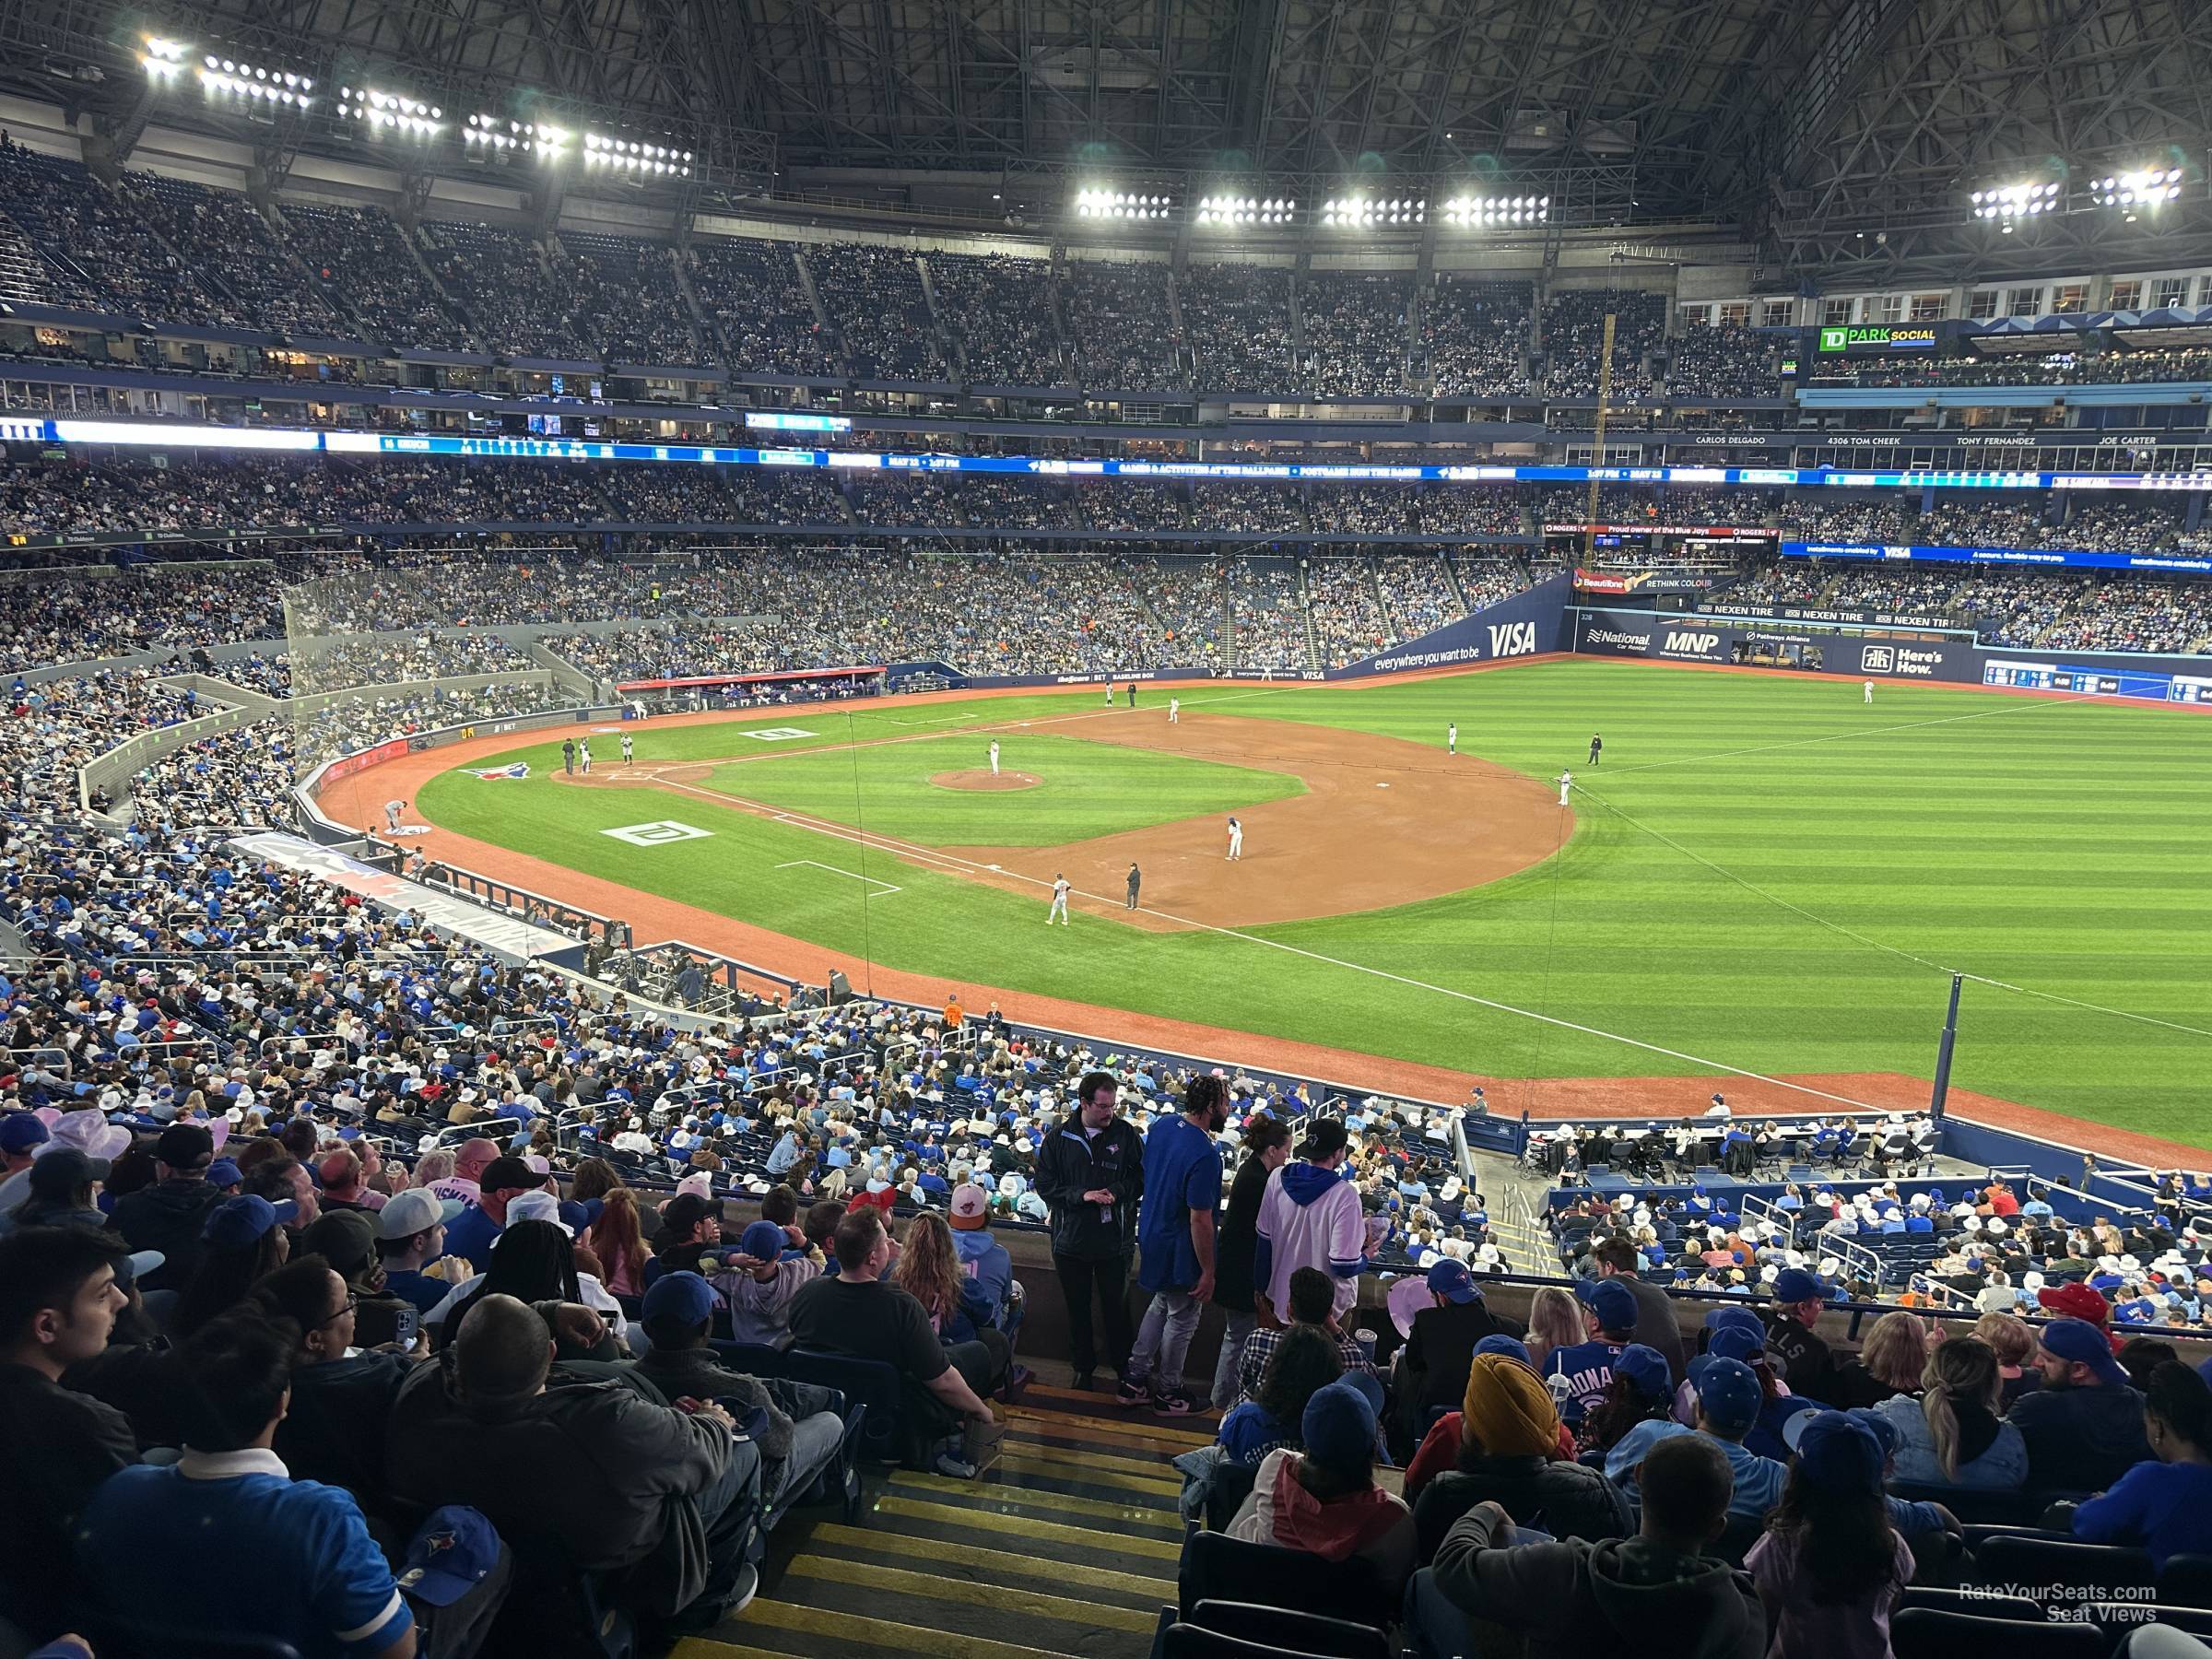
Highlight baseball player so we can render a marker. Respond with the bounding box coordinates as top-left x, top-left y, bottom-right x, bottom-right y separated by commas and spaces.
578, 737, 592, 774
989, 740, 1001, 777
1226, 816, 1243, 861
1447, 723, 1457, 755
1047, 874, 1071, 925
1865, 679, 1875, 704
1169, 697, 1180, 725
1125, 863, 1141, 911
383, 798, 406, 832
620, 731, 634, 762
1103, 682, 1114, 707
1558, 770, 1573, 806
561, 738, 576, 775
